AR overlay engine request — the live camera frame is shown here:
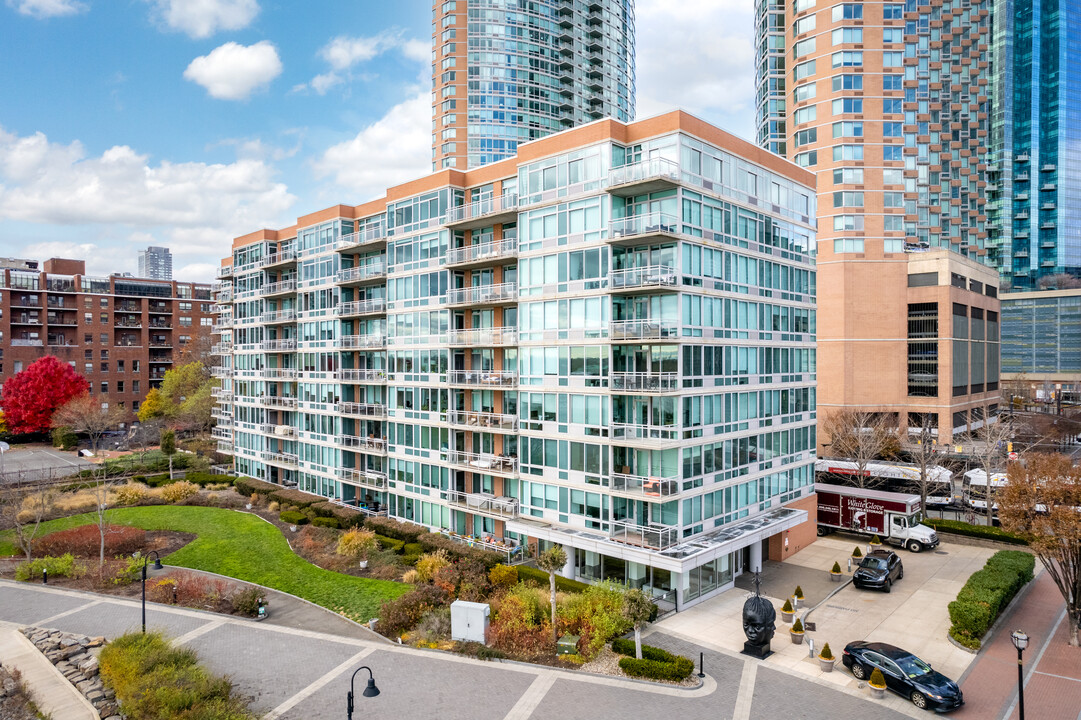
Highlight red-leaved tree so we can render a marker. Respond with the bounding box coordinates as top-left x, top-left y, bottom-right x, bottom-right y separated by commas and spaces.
1, 356, 89, 435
